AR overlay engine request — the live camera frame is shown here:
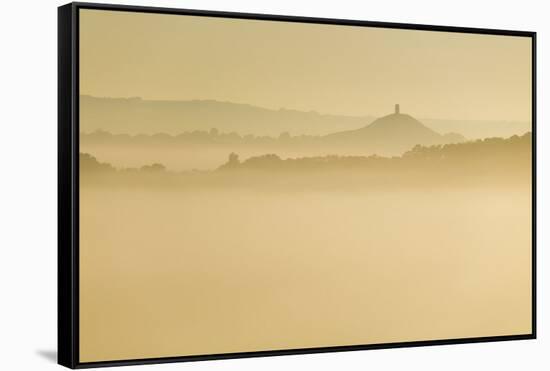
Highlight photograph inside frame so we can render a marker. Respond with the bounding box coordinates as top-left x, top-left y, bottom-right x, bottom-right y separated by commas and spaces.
77, 8, 533, 363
